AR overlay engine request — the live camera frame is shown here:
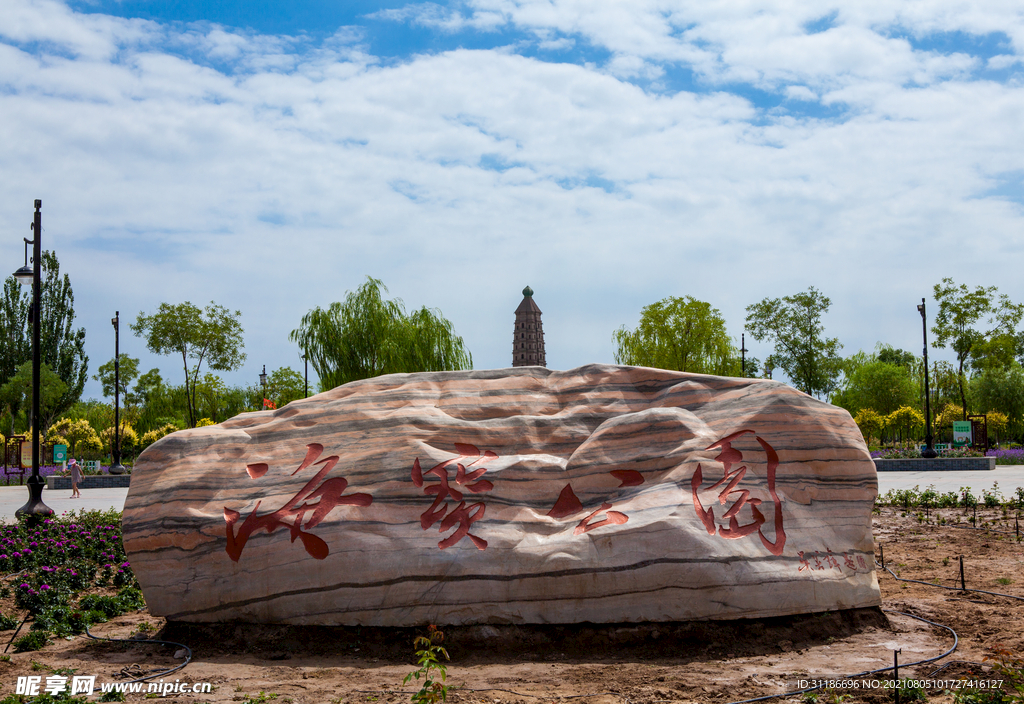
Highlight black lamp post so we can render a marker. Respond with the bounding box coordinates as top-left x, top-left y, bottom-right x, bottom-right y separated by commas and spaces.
14, 200, 54, 523
259, 365, 267, 409
740, 332, 747, 377
918, 298, 937, 459
109, 311, 125, 474
303, 354, 308, 398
